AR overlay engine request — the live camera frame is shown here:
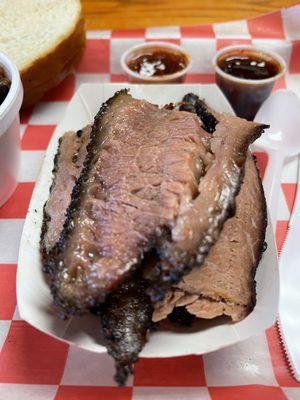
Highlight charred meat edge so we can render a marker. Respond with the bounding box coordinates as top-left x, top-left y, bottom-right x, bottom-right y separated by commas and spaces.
180, 93, 218, 133
41, 127, 89, 264
98, 277, 152, 385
